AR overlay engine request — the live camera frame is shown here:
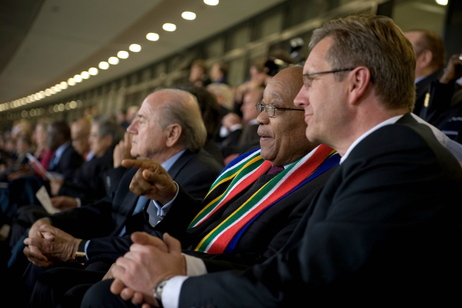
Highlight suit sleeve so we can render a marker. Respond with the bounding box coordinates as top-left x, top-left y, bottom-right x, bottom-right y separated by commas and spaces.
177, 124, 462, 307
